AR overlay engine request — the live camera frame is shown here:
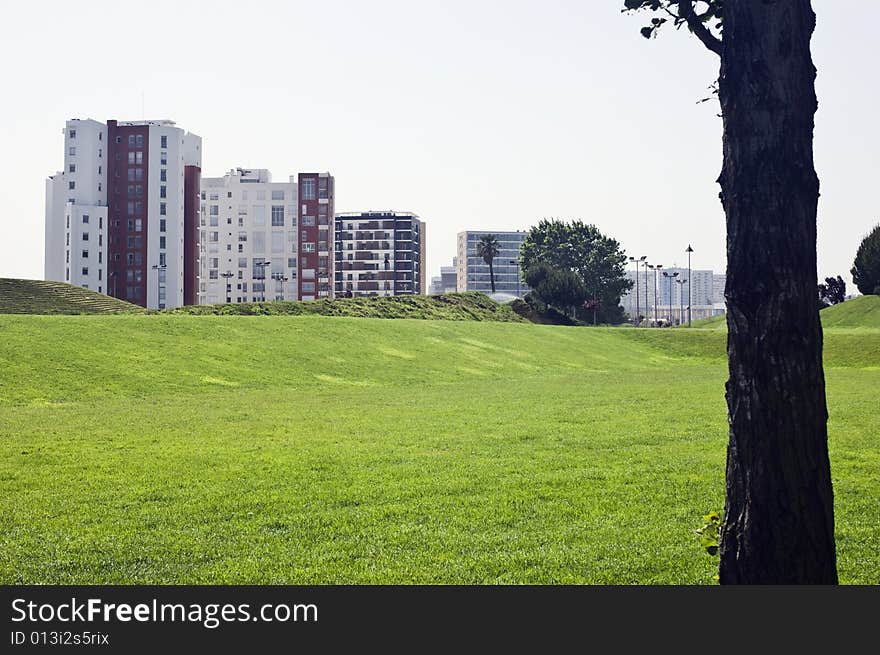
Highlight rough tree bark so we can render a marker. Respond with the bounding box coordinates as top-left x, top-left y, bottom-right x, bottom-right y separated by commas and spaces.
718, 0, 837, 583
